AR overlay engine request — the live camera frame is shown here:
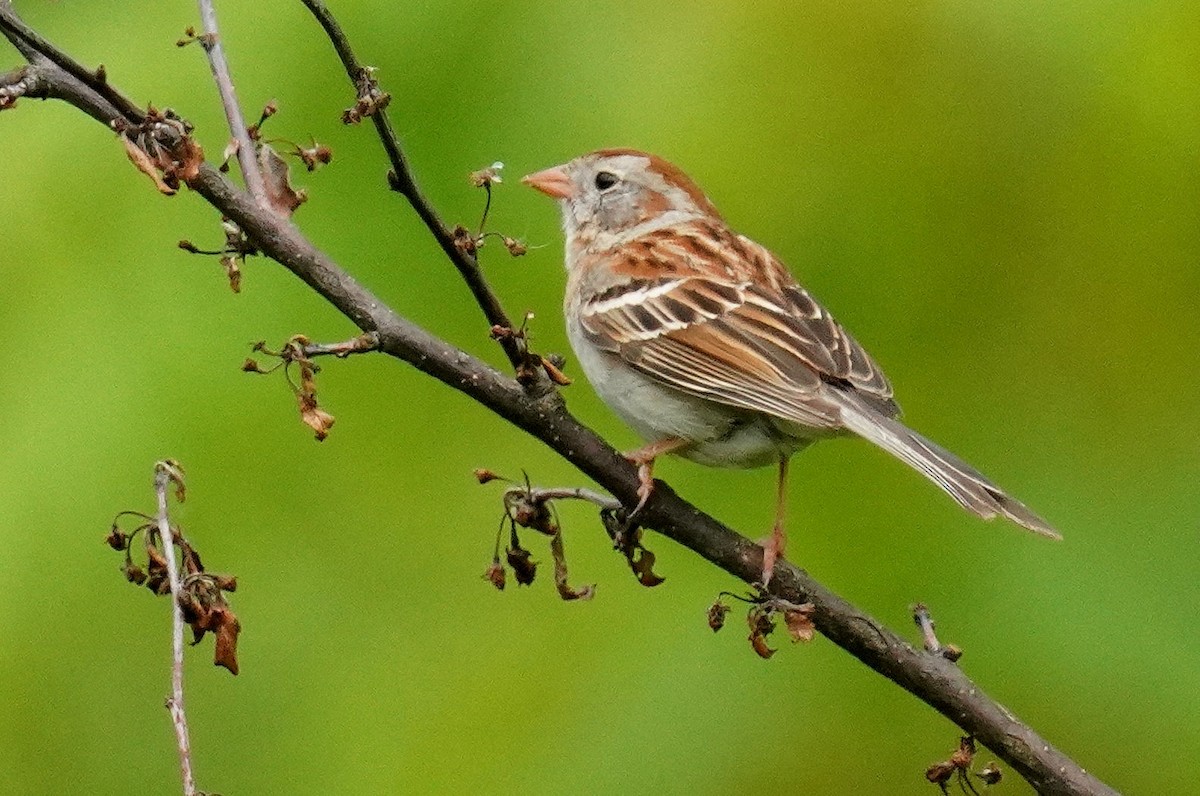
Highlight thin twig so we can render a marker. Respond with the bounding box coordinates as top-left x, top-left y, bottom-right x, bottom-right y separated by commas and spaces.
301, 331, 381, 358
0, 10, 1117, 795
195, 0, 267, 209
504, 485, 623, 512
914, 602, 941, 652
297, 0, 529, 375
152, 461, 196, 796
